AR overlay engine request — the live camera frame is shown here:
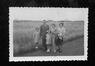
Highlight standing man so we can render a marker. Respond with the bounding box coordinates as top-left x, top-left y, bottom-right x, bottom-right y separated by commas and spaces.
40, 20, 49, 51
